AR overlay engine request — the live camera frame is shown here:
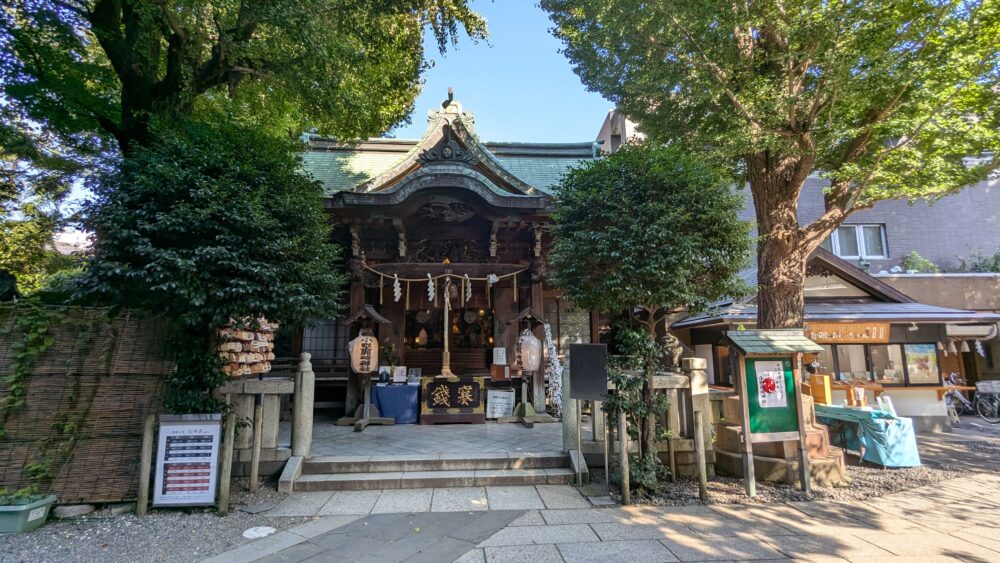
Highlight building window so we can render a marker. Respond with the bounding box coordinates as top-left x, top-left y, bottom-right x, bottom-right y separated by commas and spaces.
870, 345, 905, 385
836, 344, 869, 382
301, 319, 349, 361
821, 224, 887, 259
904, 344, 942, 385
